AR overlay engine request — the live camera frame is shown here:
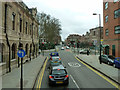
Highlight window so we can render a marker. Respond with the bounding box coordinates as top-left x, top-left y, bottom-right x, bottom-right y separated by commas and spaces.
115, 25, 120, 34
114, 9, 120, 18
114, 0, 118, 3
12, 13, 15, 30
93, 31, 95, 36
25, 22, 28, 34
105, 29, 109, 36
20, 18, 22, 32
105, 15, 108, 22
105, 2, 108, 9
30, 25, 31, 35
